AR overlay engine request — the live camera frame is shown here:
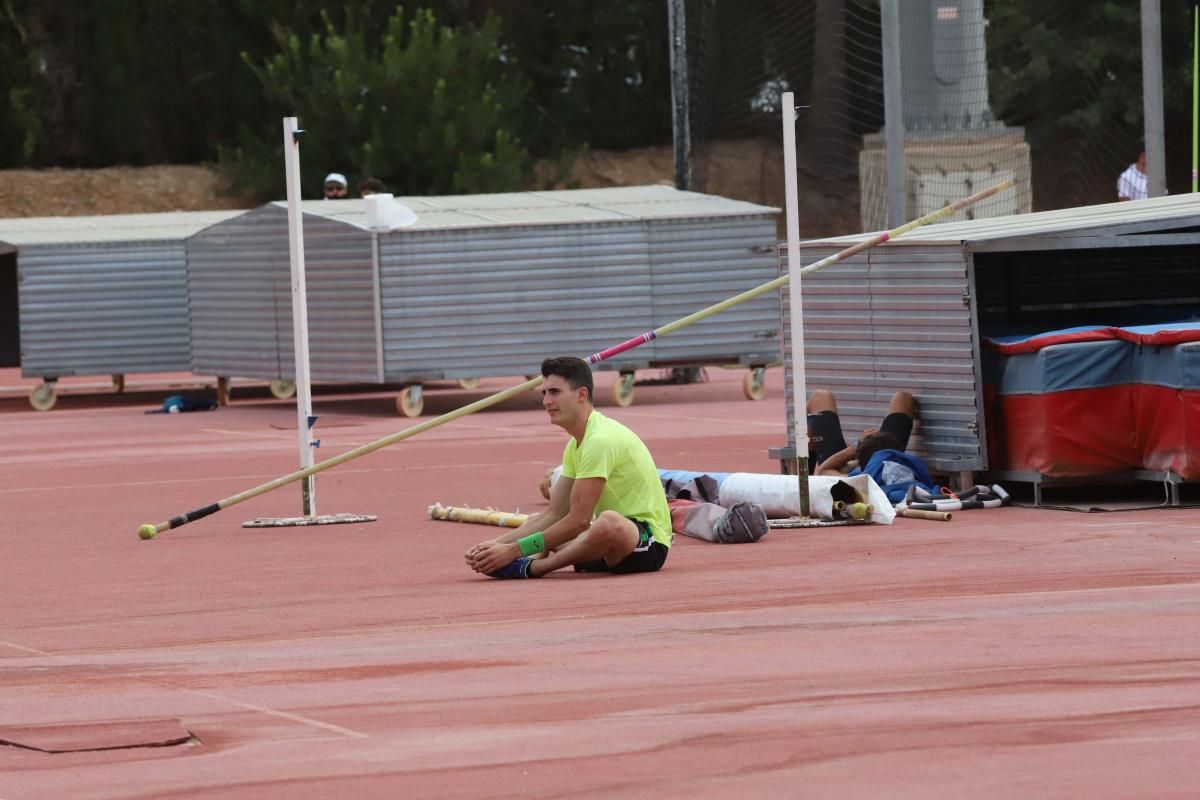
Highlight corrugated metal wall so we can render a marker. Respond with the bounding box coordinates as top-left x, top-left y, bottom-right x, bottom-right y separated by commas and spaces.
378, 222, 655, 379
648, 216, 781, 366
188, 206, 290, 378
189, 199, 780, 388
781, 241, 985, 472
18, 241, 192, 378
188, 206, 379, 382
